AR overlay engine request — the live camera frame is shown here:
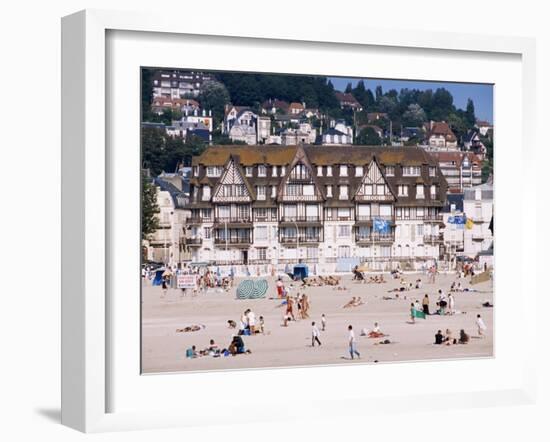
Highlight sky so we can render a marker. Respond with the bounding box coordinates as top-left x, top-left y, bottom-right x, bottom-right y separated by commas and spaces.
329, 77, 493, 124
